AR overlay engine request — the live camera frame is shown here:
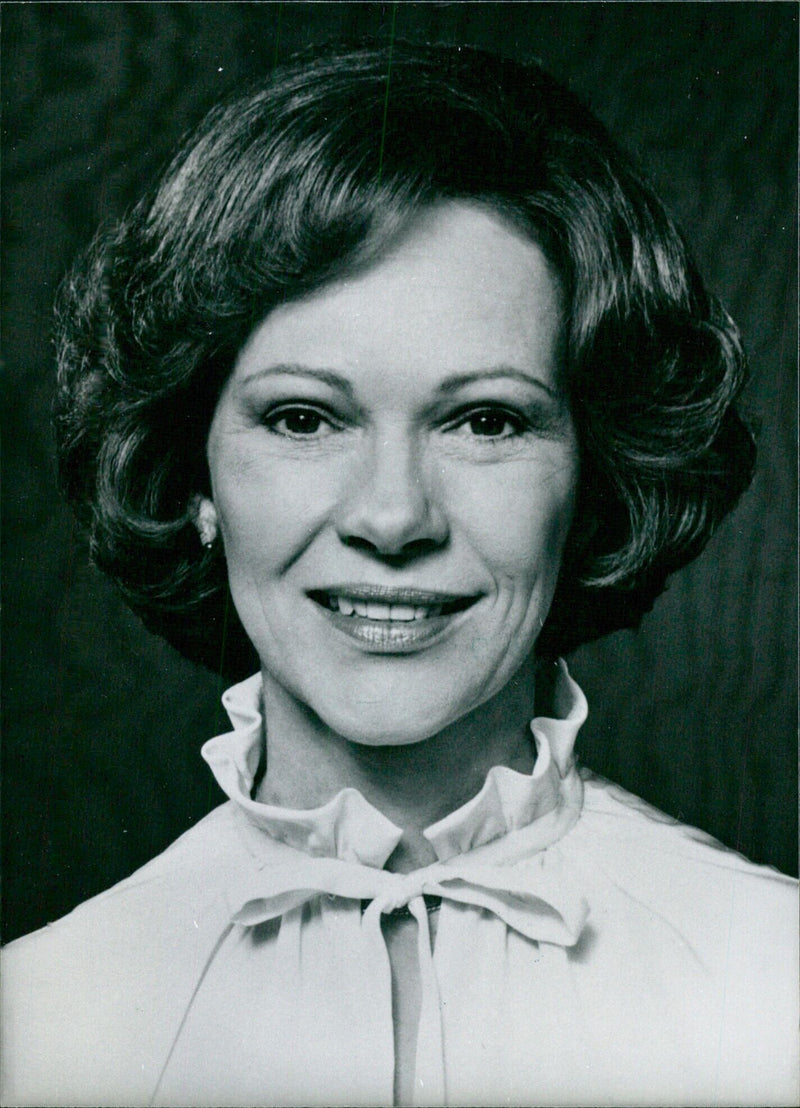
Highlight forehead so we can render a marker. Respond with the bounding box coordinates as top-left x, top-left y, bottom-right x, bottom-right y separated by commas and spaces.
233, 201, 564, 391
